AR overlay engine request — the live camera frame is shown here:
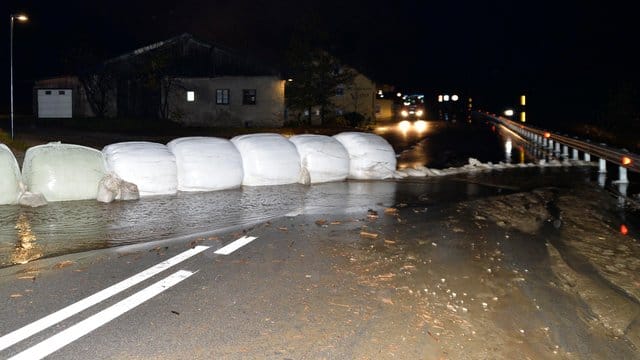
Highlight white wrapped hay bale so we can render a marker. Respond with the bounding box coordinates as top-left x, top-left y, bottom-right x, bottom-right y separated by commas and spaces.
289, 134, 349, 184
168, 137, 243, 191
231, 133, 301, 186
21, 142, 107, 202
103, 141, 177, 196
333, 132, 397, 179
0, 143, 22, 205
